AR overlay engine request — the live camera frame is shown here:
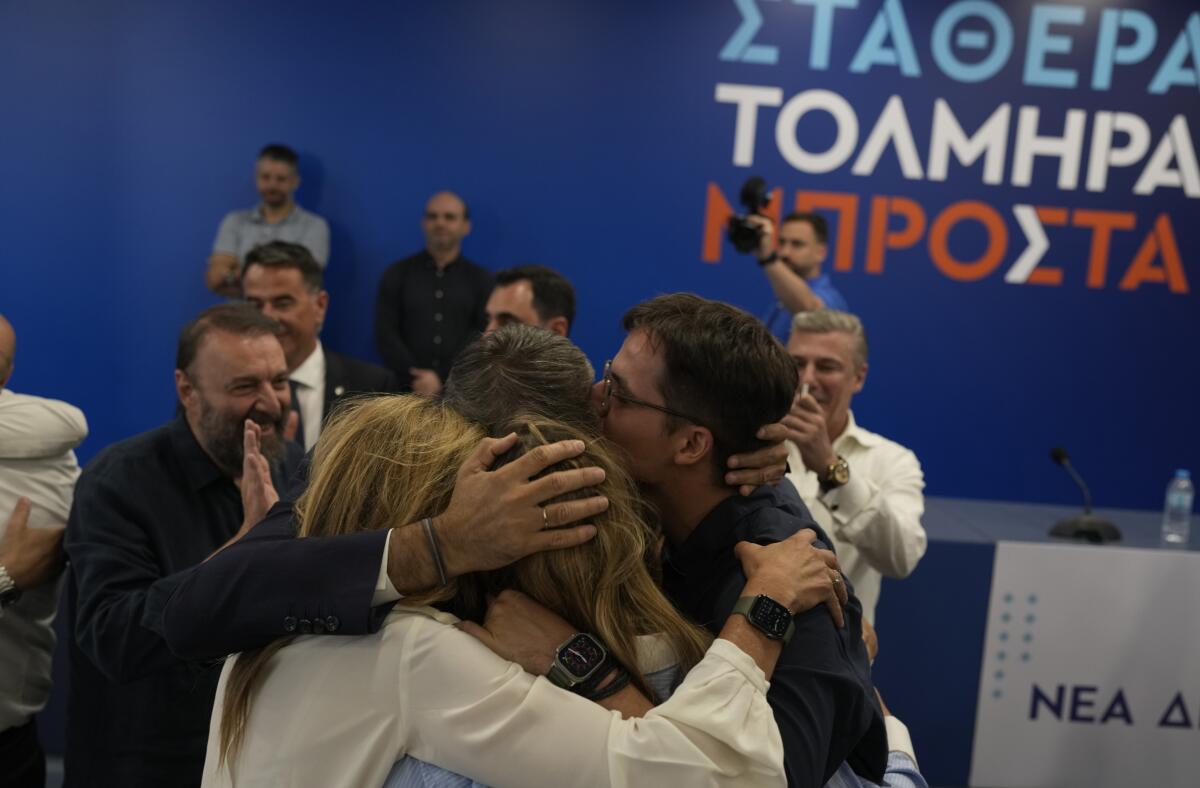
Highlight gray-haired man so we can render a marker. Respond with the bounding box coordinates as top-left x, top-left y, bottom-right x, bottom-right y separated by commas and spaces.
780, 310, 927, 624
